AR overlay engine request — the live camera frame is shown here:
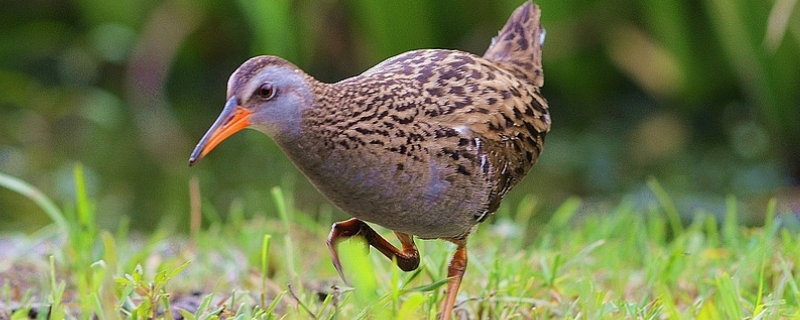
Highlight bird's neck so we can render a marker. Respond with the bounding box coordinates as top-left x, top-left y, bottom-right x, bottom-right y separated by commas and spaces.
271, 80, 372, 182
